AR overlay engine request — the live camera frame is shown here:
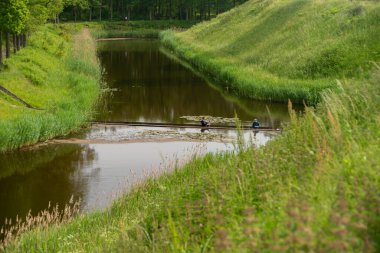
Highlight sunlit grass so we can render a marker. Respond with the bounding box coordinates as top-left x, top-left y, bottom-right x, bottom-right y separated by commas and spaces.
3, 68, 380, 252
161, 0, 380, 104
1, 1, 379, 251
0, 25, 101, 151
